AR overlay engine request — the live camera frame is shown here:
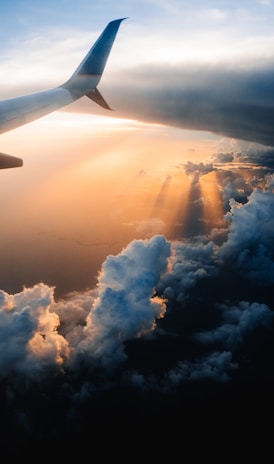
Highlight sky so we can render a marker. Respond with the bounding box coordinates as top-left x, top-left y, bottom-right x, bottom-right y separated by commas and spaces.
1, 0, 274, 453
